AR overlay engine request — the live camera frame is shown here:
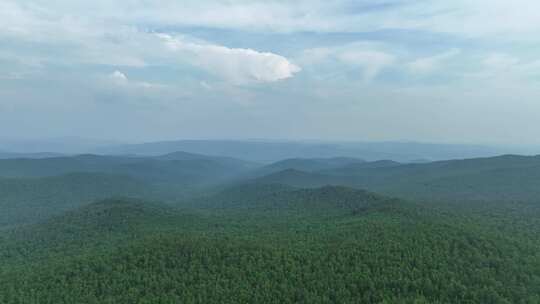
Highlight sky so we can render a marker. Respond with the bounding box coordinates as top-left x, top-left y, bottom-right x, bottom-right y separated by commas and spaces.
1, 0, 540, 145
